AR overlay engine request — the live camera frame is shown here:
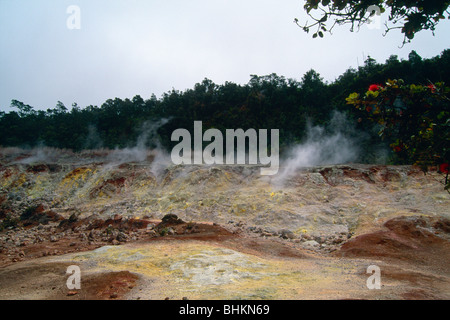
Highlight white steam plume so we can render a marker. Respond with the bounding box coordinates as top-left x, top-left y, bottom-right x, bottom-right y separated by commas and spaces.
276, 111, 361, 182
106, 119, 173, 177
